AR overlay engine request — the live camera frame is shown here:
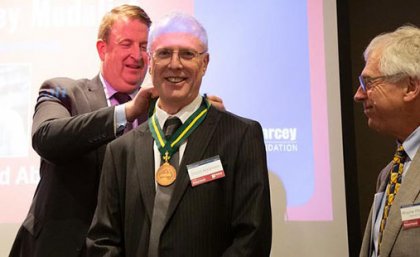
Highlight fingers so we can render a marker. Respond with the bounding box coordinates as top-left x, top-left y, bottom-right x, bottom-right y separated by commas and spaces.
206, 95, 222, 102
139, 85, 158, 99
206, 94, 226, 111
125, 87, 157, 122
